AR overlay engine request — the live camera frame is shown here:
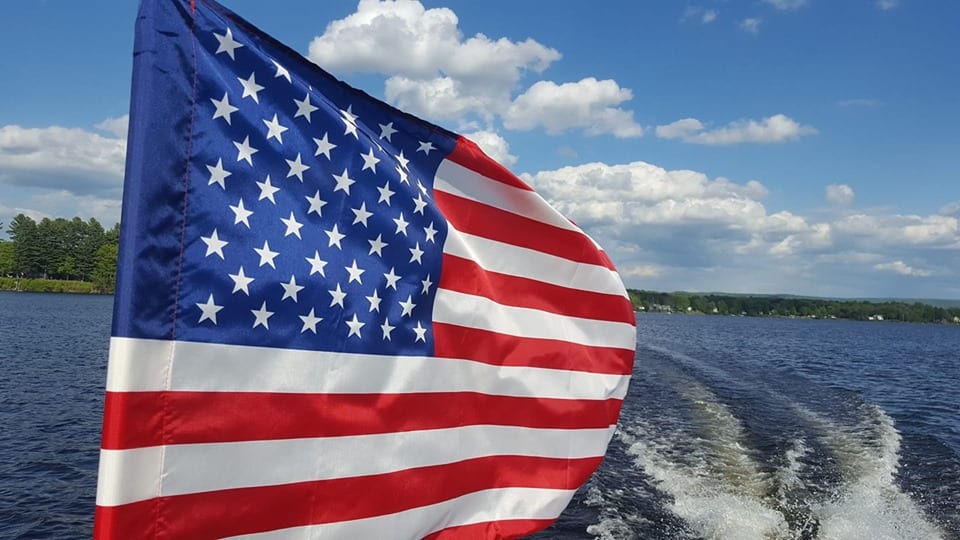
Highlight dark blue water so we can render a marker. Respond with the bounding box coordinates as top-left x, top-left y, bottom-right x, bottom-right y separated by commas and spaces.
1, 295, 958, 539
